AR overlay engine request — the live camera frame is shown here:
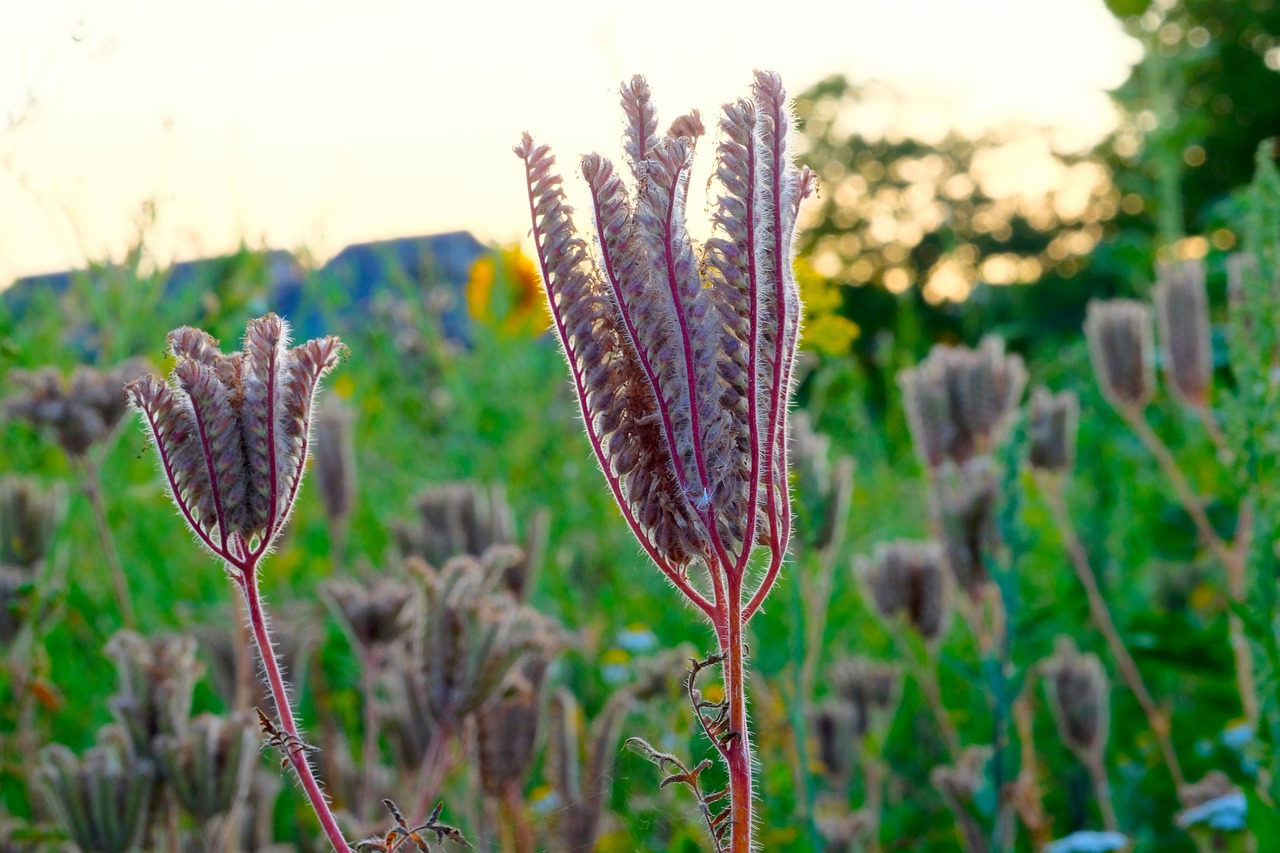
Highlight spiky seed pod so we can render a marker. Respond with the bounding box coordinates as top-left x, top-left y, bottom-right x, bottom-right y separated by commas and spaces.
407, 555, 557, 727
933, 460, 1001, 598
1027, 387, 1079, 474
152, 712, 255, 825
39, 731, 156, 853
545, 687, 634, 853
899, 338, 1026, 471
1085, 300, 1155, 414
395, 482, 516, 566
809, 699, 856, 784
104, 631, 202, 757
313, 401, 357, 526
1041, 637, 1109, 762
829, 657, 900, 738
0, 566, 35, 645
126, 314, 344, 564
855, 540, 950, 641
516, 70, 813, 570
476, 657, 548, 796
322, 577, 415, 650
1154, 260, 1214, 409
0, 475, 60, 571
2, 359, 149, 457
